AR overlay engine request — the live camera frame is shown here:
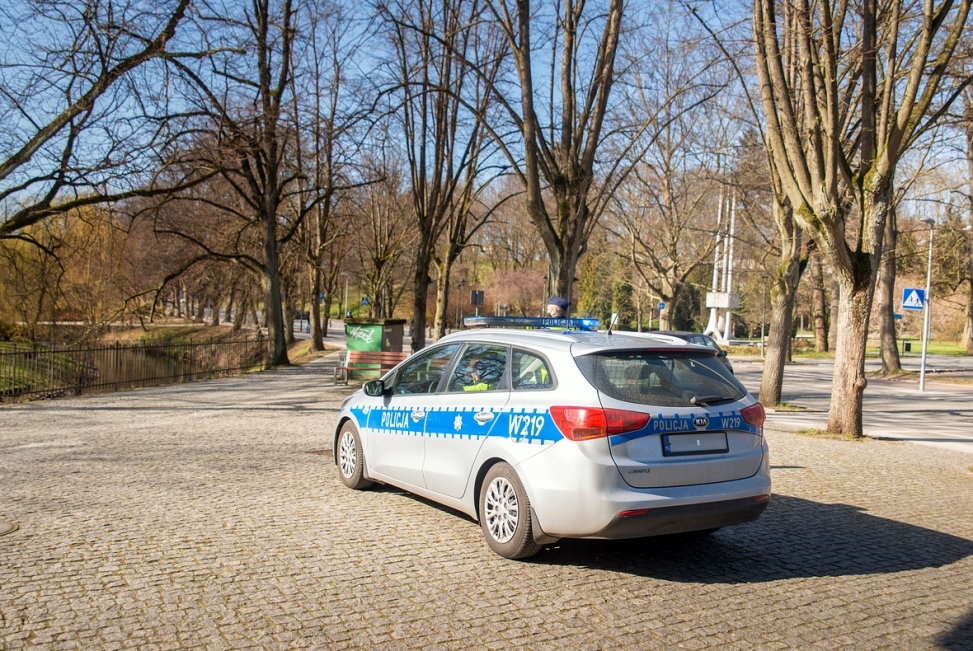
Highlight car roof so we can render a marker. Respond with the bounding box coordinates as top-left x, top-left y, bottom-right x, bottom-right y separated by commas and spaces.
438, 328, 701, 356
